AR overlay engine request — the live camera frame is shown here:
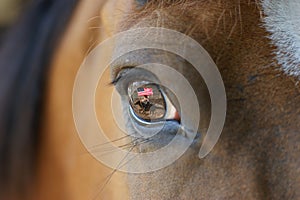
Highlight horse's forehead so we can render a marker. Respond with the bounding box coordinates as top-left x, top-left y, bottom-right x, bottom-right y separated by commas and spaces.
100, 0, 300, 80
262, 0, 300, 78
